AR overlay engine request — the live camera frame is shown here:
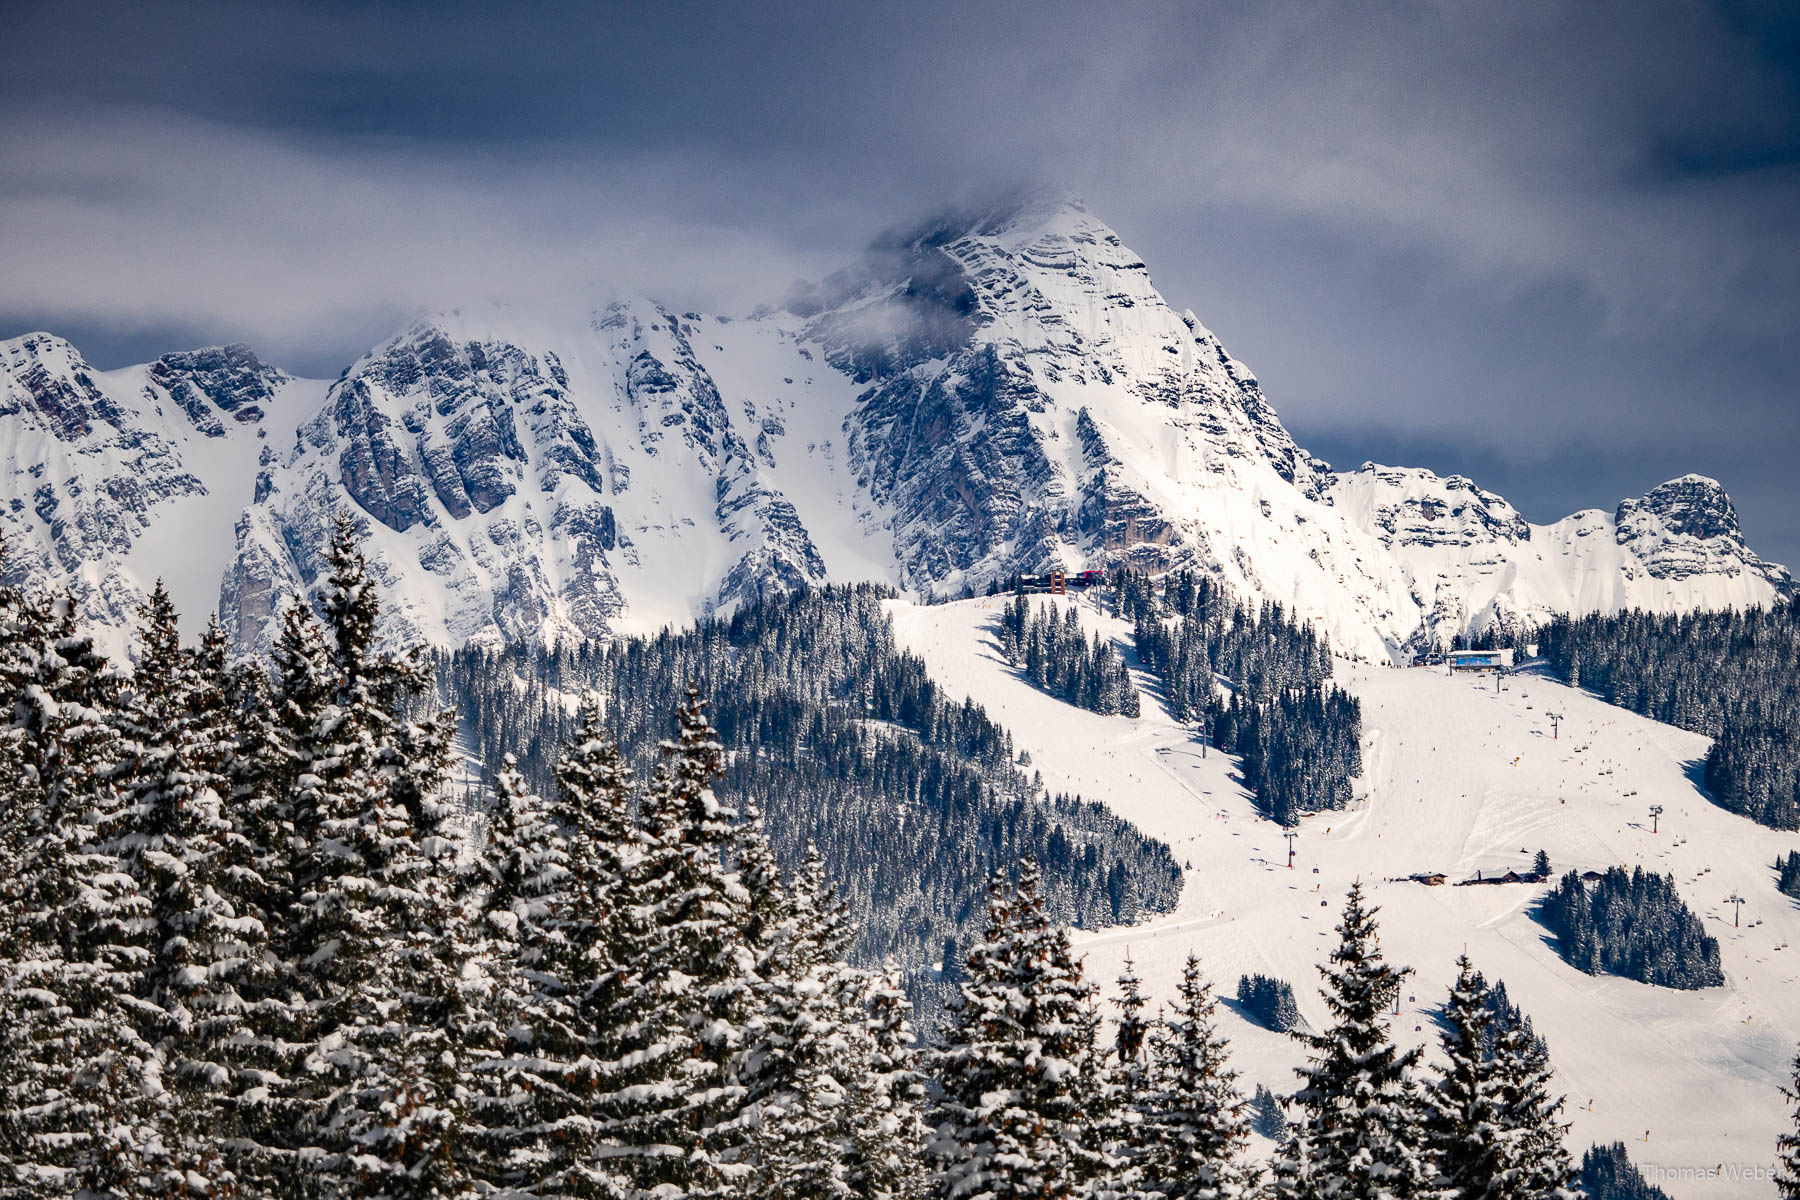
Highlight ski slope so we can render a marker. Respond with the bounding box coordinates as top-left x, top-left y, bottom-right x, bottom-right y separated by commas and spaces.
887, 594, 1800, 1197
